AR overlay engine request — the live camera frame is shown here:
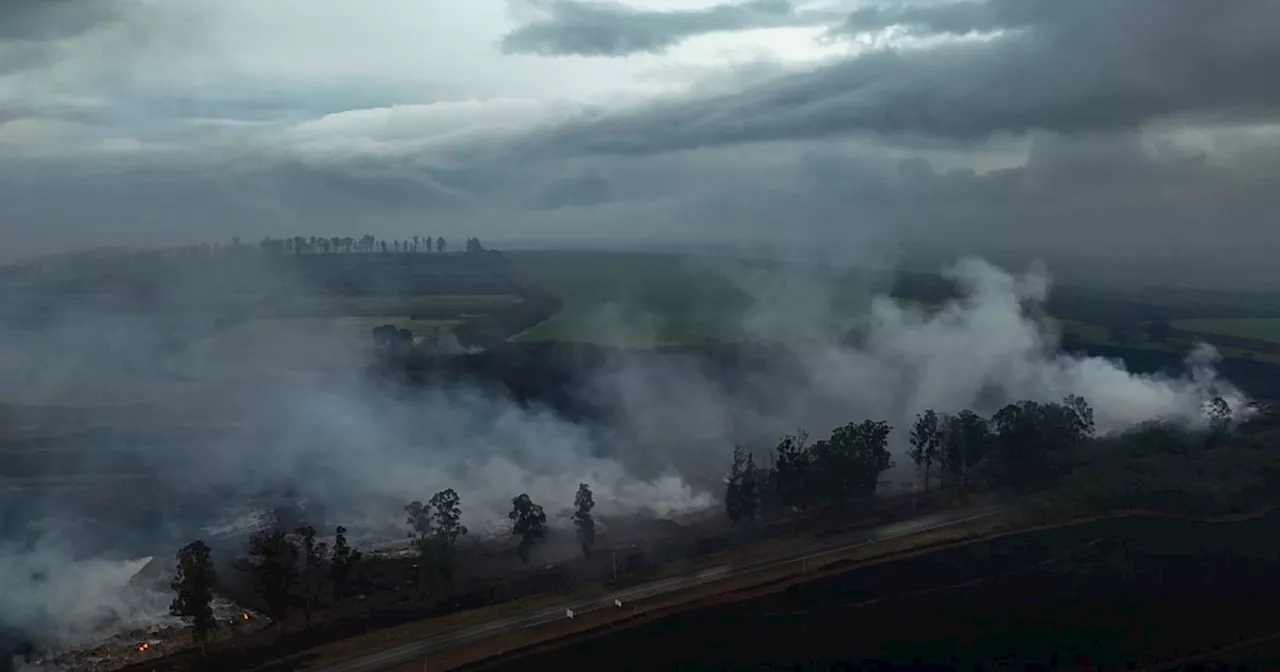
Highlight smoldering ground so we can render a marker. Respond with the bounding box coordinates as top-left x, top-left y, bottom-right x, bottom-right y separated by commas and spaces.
0, 252, 1242, 657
